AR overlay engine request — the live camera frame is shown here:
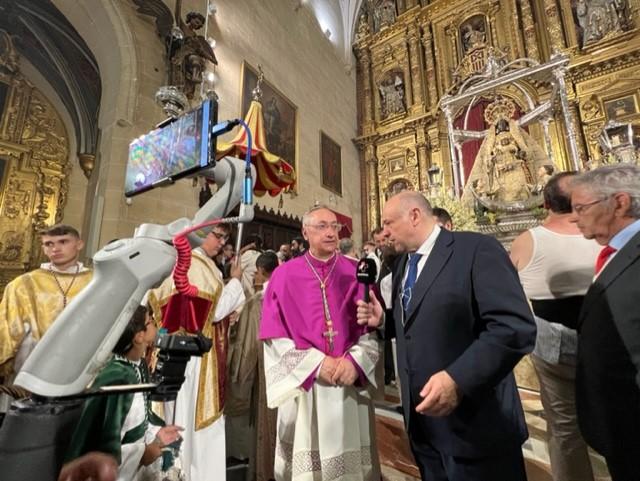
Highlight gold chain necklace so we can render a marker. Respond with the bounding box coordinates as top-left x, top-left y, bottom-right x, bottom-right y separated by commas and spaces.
49, 264, 80, 308
304, 253, 339, 352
